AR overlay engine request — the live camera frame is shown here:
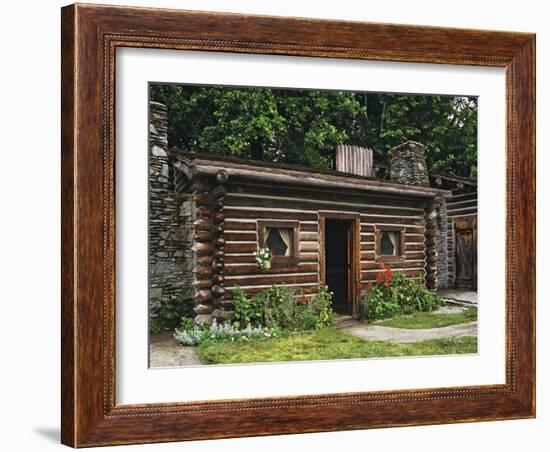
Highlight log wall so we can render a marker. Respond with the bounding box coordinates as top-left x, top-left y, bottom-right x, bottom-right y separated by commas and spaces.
222, 183, 428, 311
